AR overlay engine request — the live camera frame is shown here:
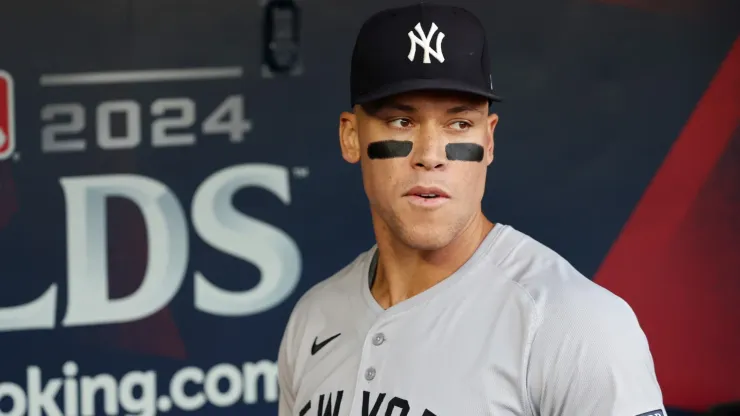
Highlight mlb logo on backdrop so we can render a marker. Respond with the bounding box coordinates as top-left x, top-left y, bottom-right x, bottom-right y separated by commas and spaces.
0, 70, 15, 160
